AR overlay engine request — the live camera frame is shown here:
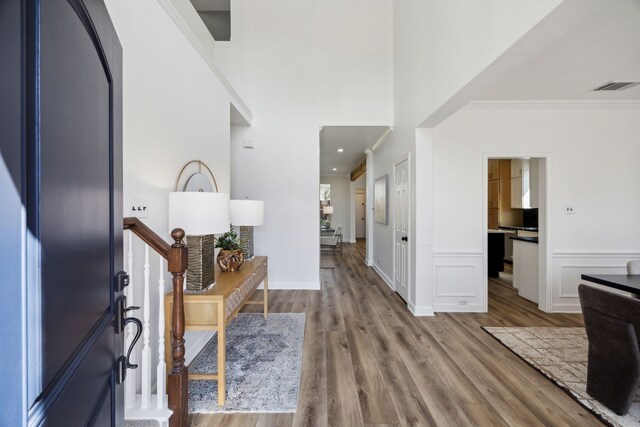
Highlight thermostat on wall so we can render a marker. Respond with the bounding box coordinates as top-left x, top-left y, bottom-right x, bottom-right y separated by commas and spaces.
243, 140, 255, 149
